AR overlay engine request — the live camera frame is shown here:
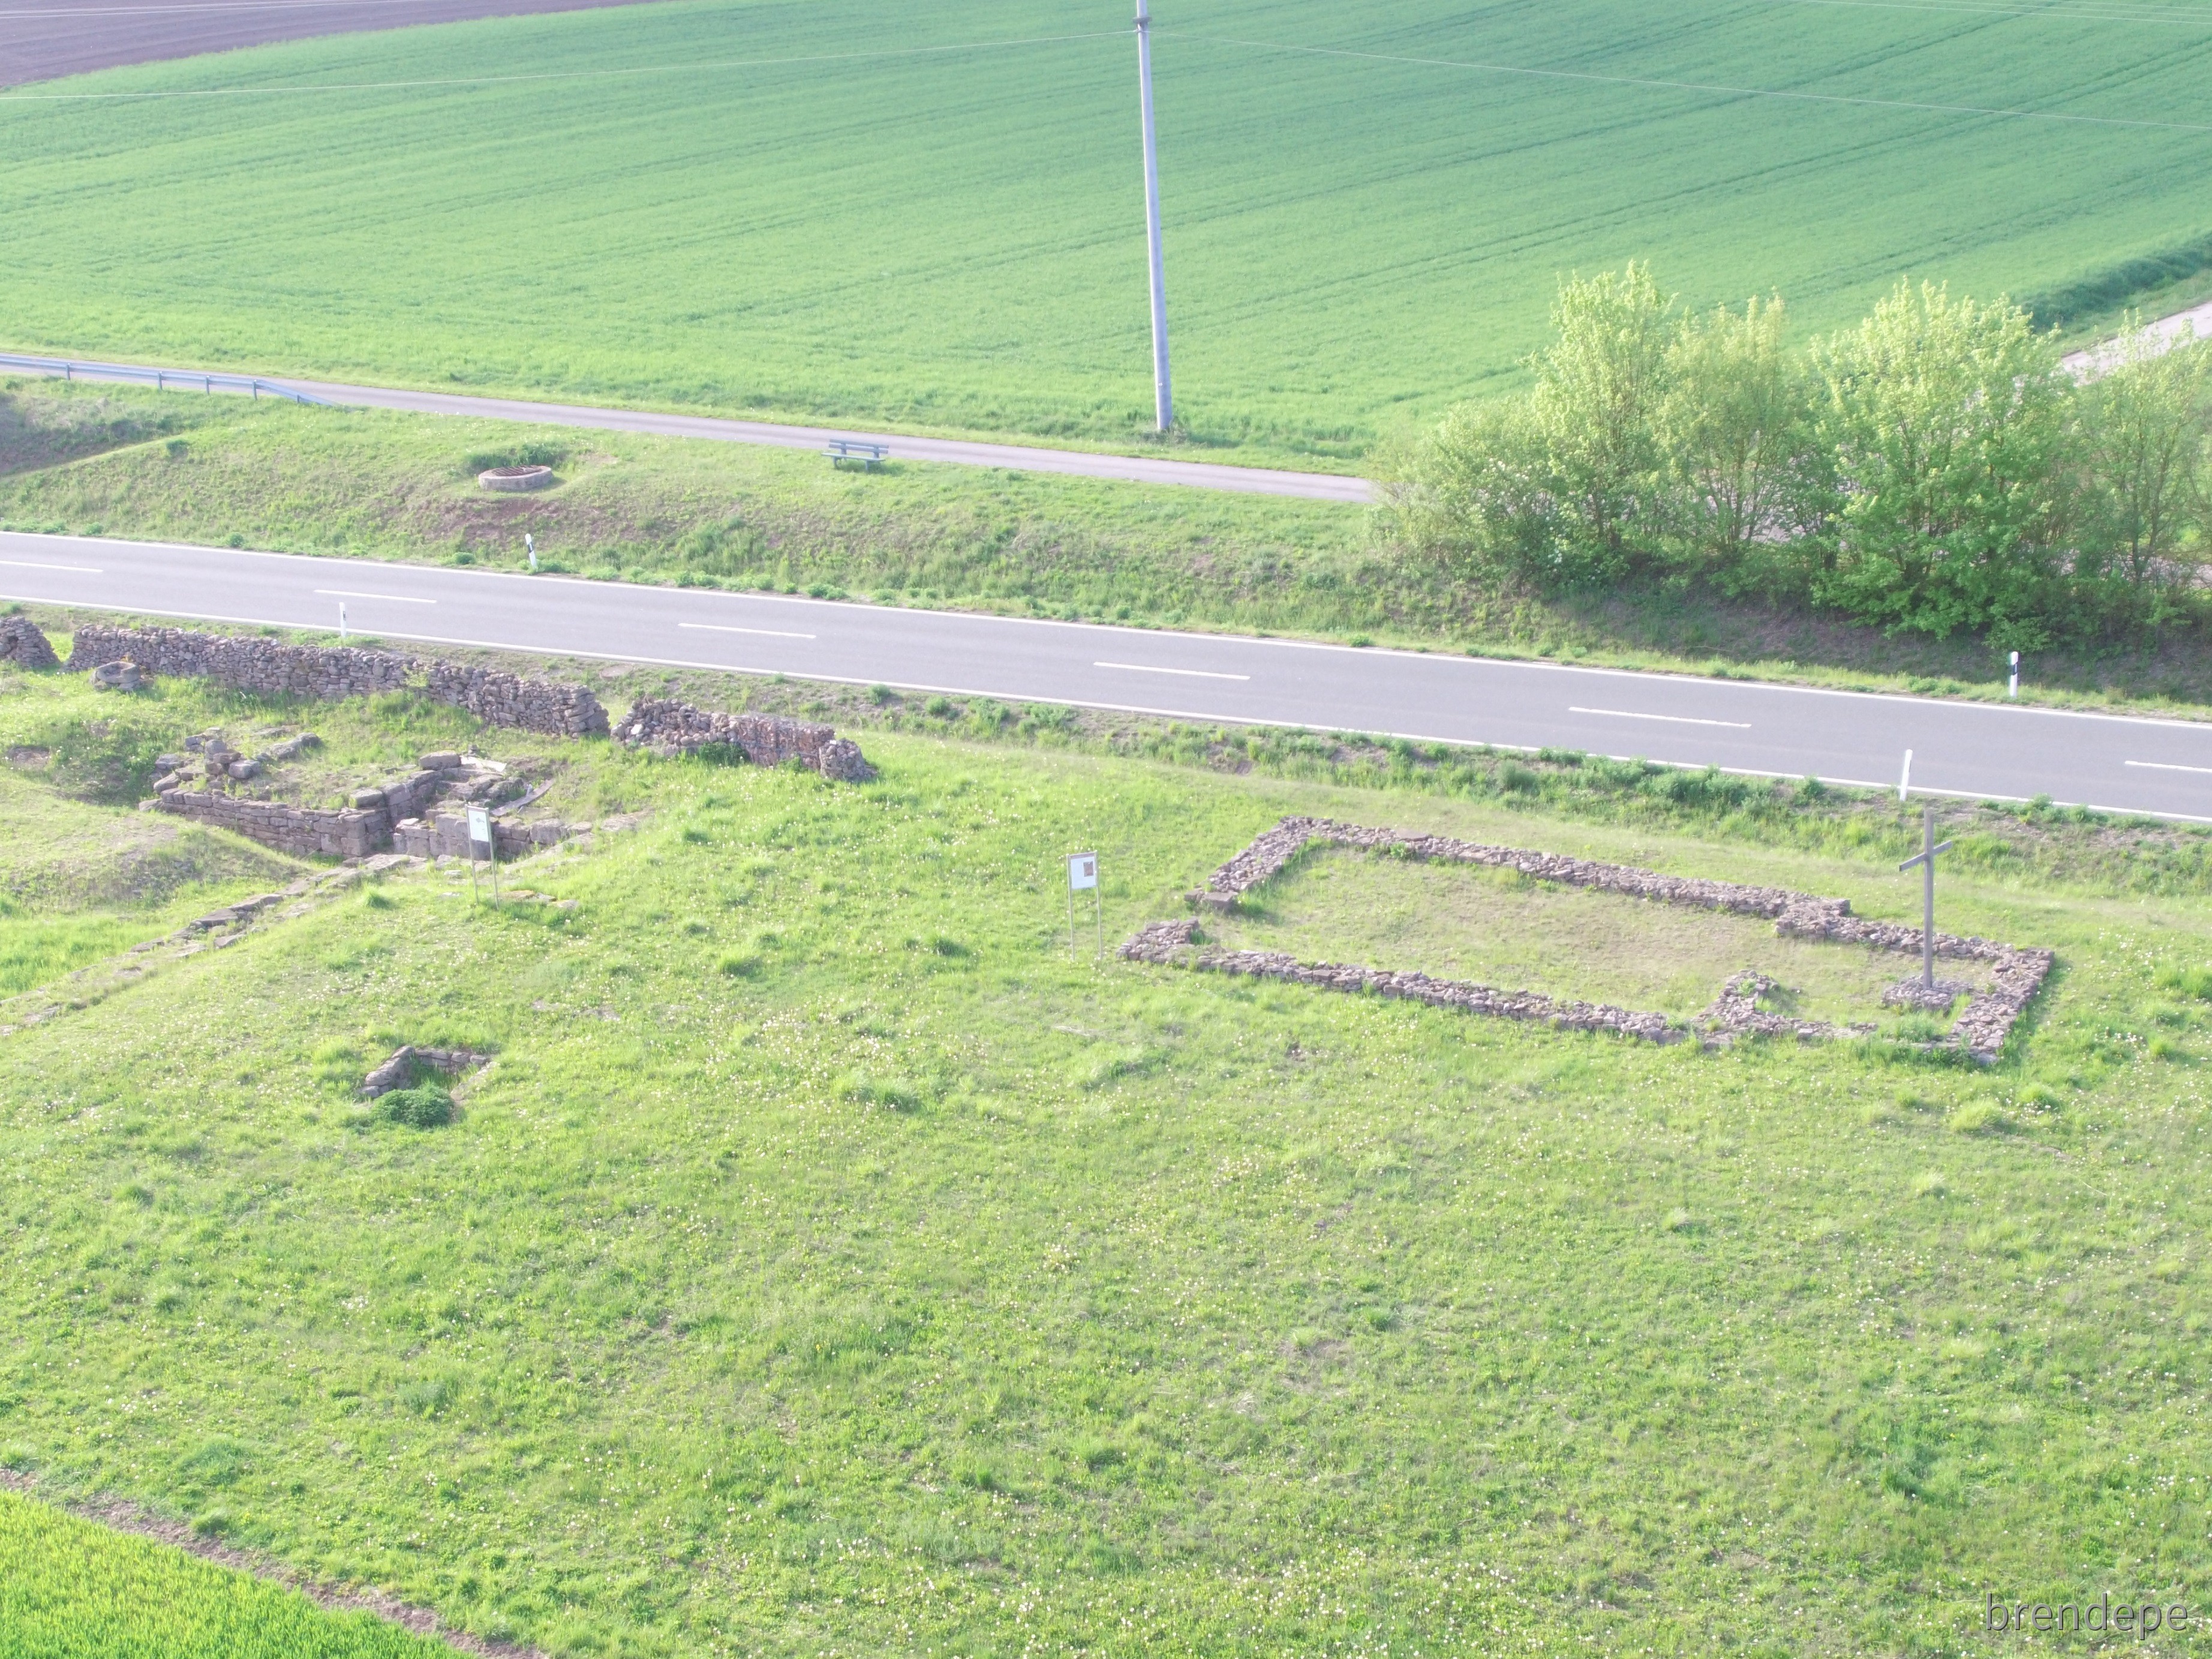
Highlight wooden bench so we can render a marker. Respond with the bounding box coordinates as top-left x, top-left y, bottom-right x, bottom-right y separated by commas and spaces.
824, 439, 889, 470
